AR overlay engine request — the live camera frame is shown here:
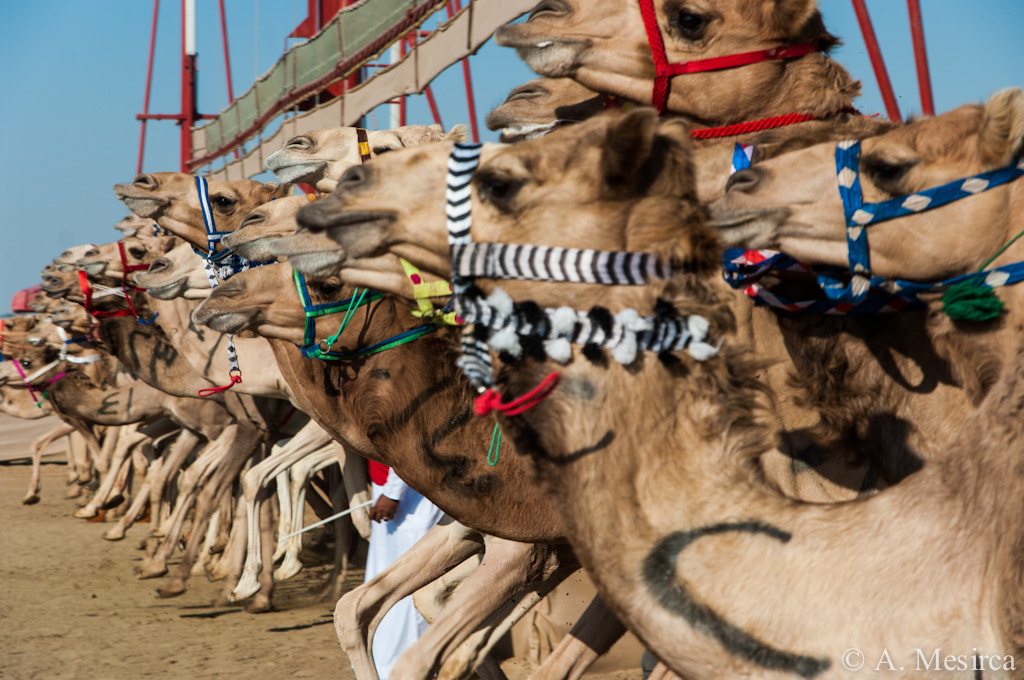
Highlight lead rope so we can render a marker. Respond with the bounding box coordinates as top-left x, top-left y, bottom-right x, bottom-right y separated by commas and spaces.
11, 358, 65, 408
194, 175, 242, 396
